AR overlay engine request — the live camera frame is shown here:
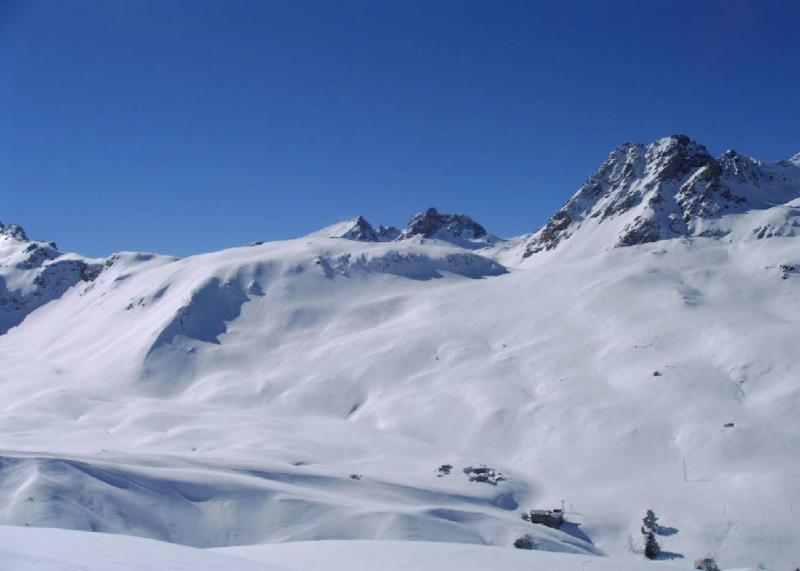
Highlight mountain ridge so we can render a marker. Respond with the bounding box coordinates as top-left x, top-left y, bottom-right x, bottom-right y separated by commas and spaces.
522, 135, 800, 257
